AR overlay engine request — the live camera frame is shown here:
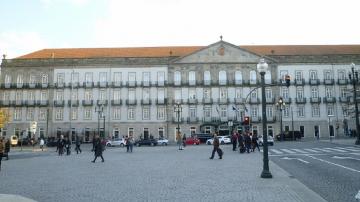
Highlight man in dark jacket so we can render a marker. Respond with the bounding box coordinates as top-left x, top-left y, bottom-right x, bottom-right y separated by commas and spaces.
209, 133, 222, 159
92, 135, 104, 163
57, 136, 65, 156
231, 131, 238, 151
75, 135, 82, 154
4, 138, 10, 160
244, 133, 252, 153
